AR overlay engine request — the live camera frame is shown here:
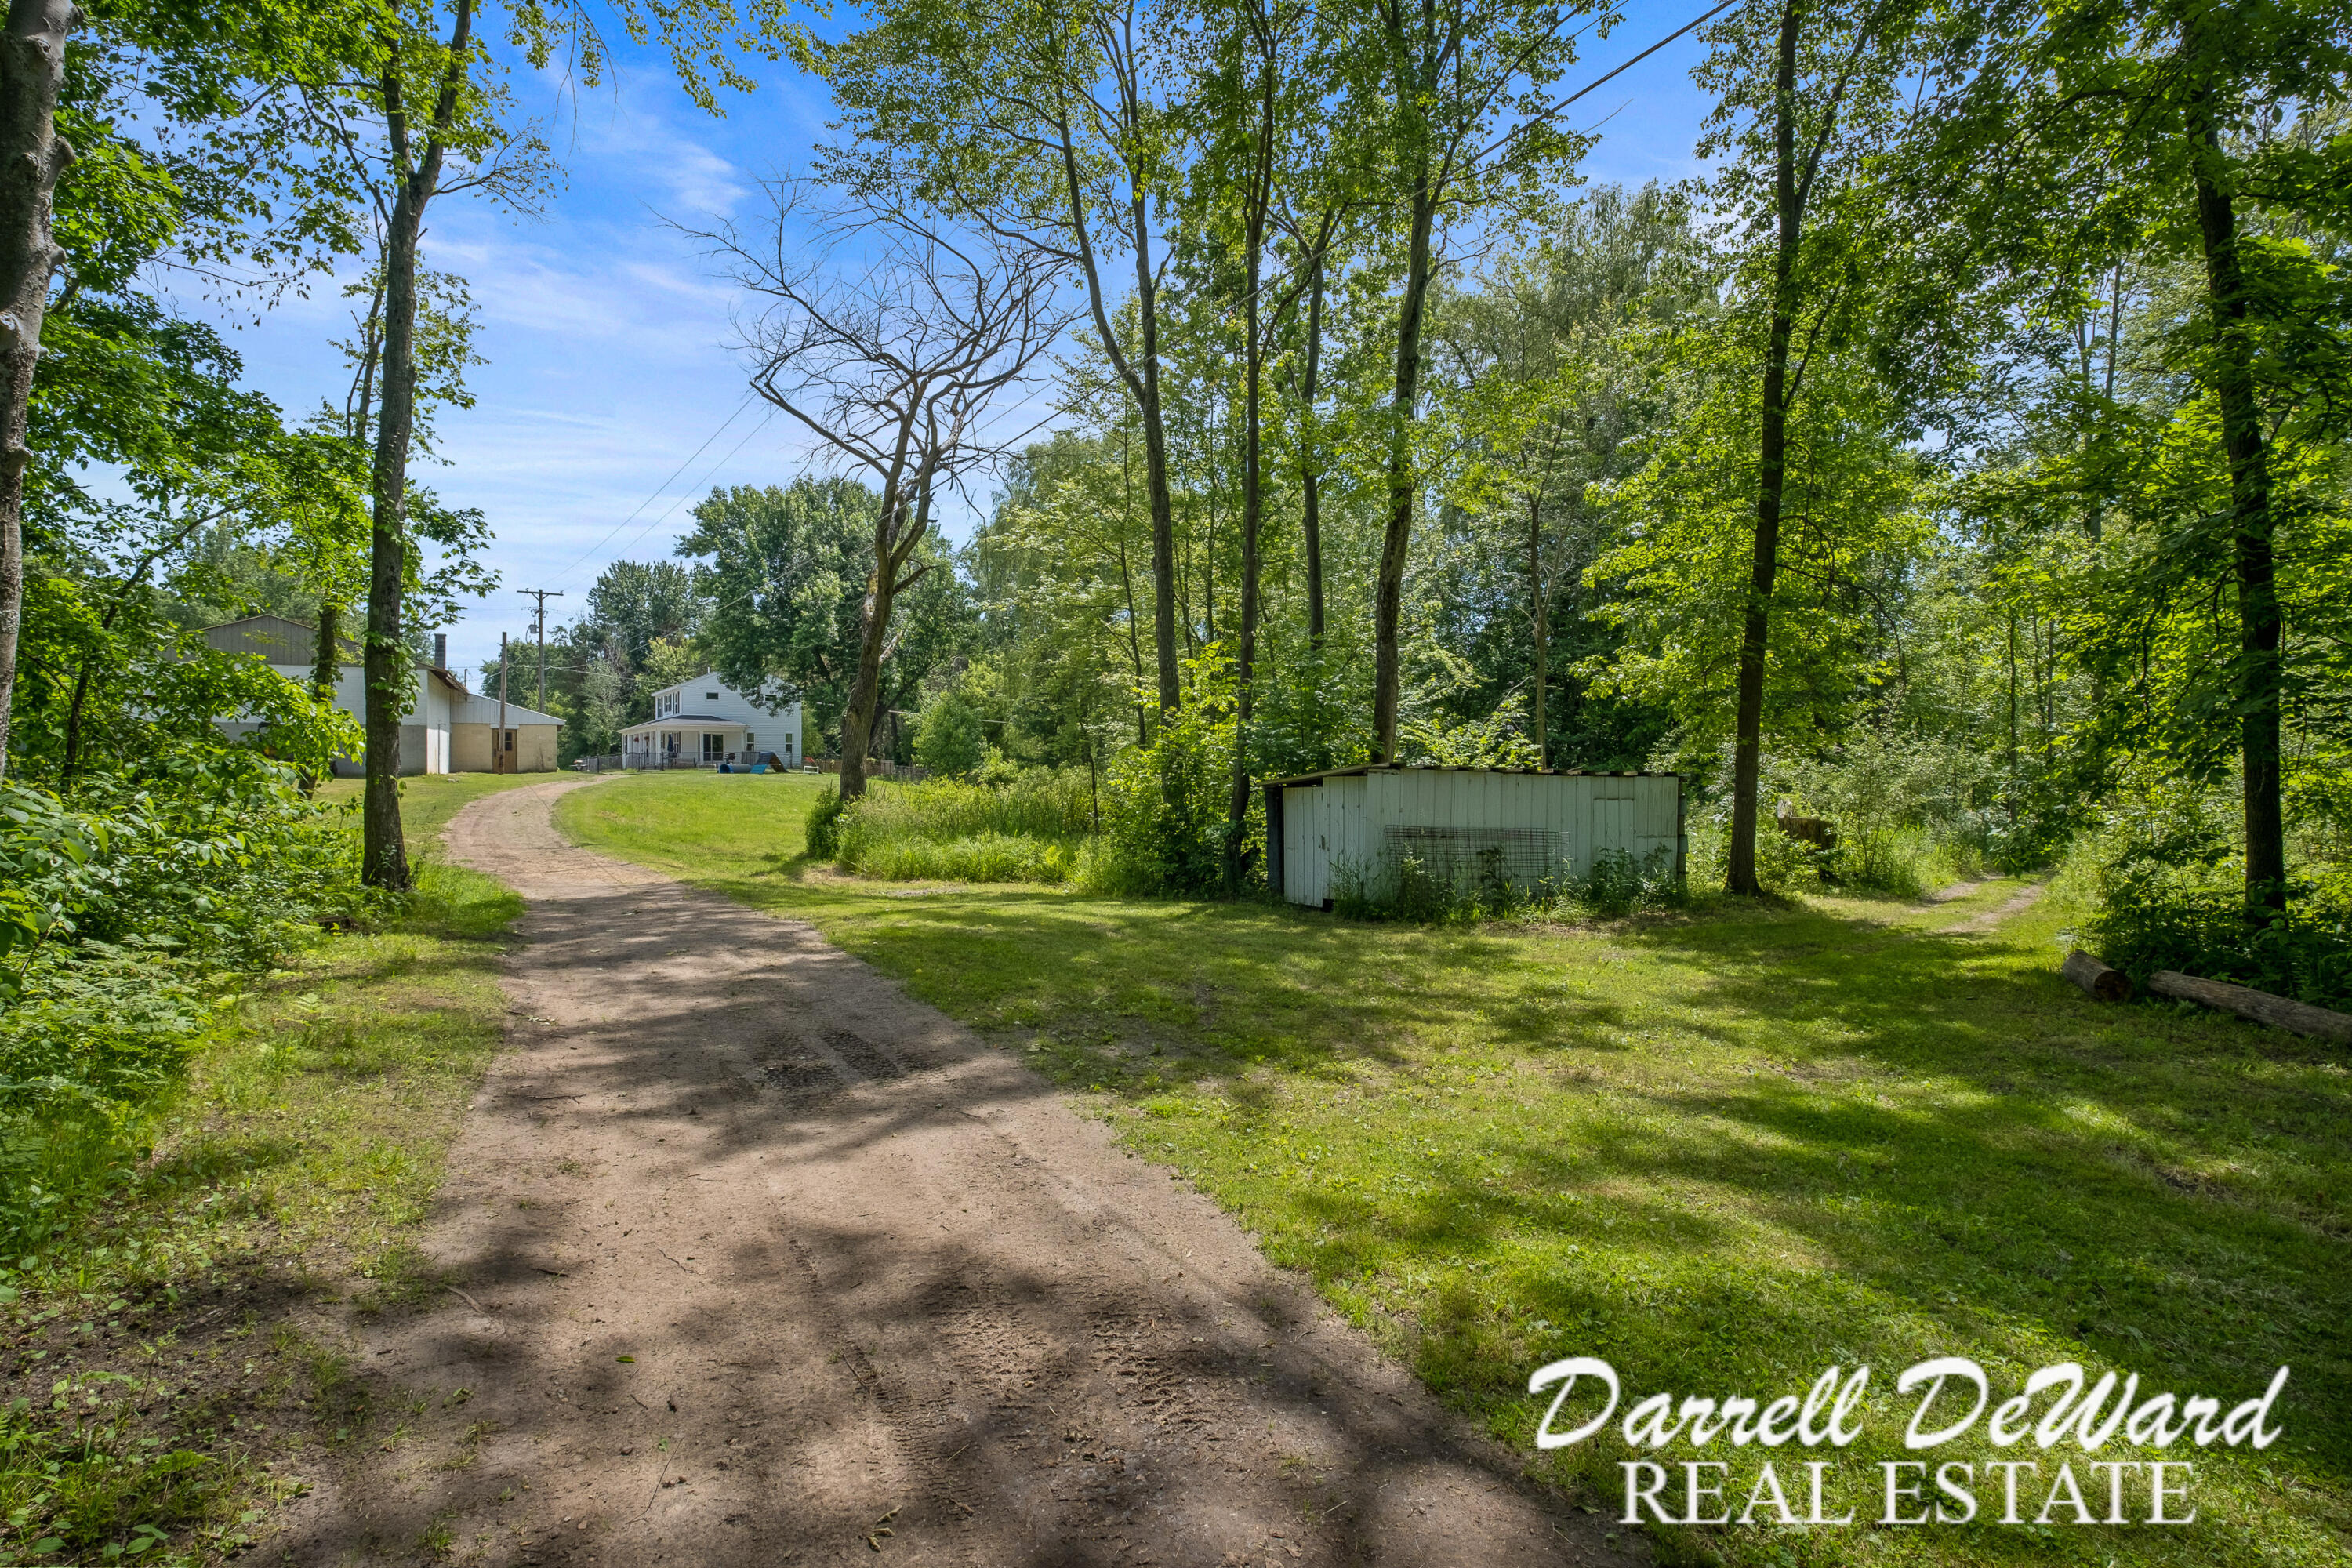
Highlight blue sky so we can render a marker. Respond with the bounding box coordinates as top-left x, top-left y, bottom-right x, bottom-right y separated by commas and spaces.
191, 4, 1718, 687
